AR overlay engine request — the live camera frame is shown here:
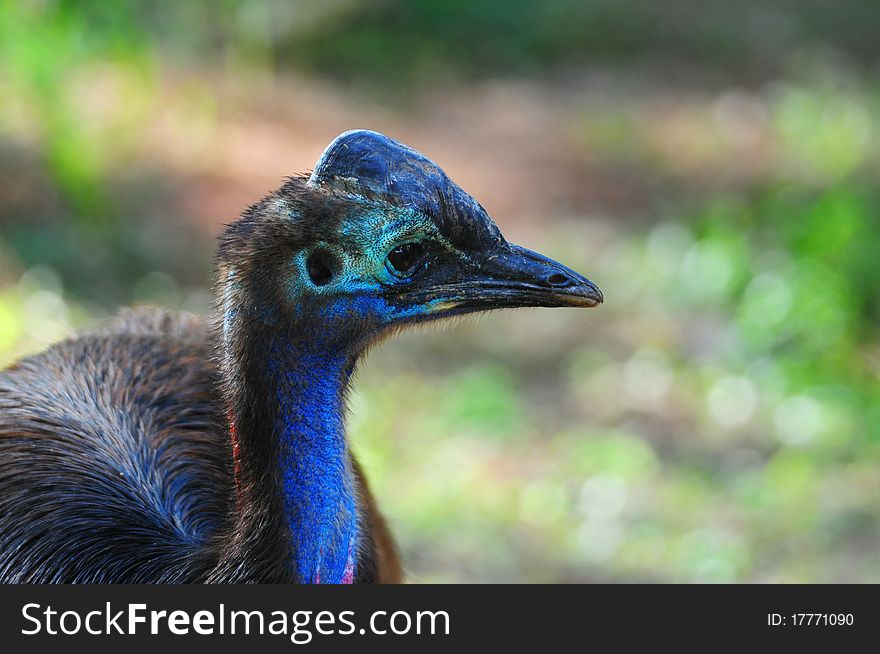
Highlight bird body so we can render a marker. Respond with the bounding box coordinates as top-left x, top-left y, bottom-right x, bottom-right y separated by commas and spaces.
0, 307, 400, 582
0, 131, 601, 583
